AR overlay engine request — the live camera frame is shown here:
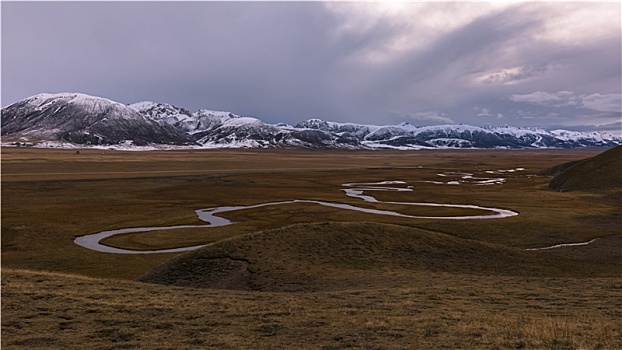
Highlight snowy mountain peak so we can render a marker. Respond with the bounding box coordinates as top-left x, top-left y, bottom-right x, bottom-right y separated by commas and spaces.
129, 101, 194, 125
18, 92, 124, 114
27, 92, 117, 104
194, 109, 239, 119
295, 119, 339, 132
1, 93, 193, 146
